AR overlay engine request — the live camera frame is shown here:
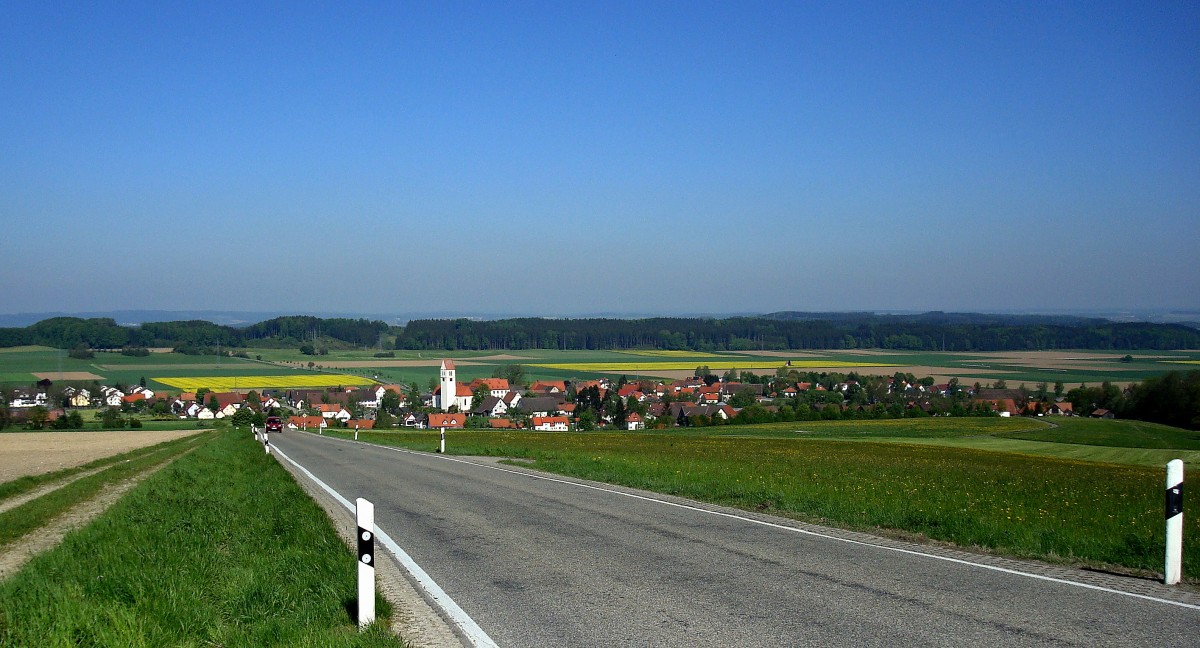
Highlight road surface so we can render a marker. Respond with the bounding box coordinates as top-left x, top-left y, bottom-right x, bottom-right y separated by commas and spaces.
270, 431, 1199, 647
